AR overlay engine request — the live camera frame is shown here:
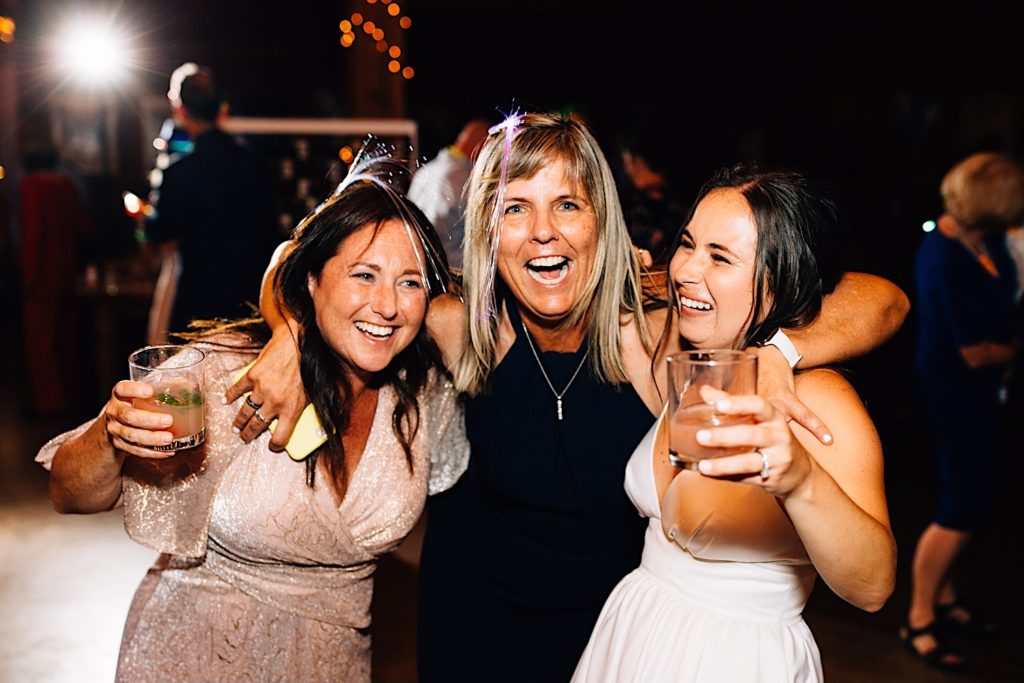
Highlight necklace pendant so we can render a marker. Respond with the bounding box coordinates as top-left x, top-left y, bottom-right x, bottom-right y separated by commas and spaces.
556, 398, 564, 421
